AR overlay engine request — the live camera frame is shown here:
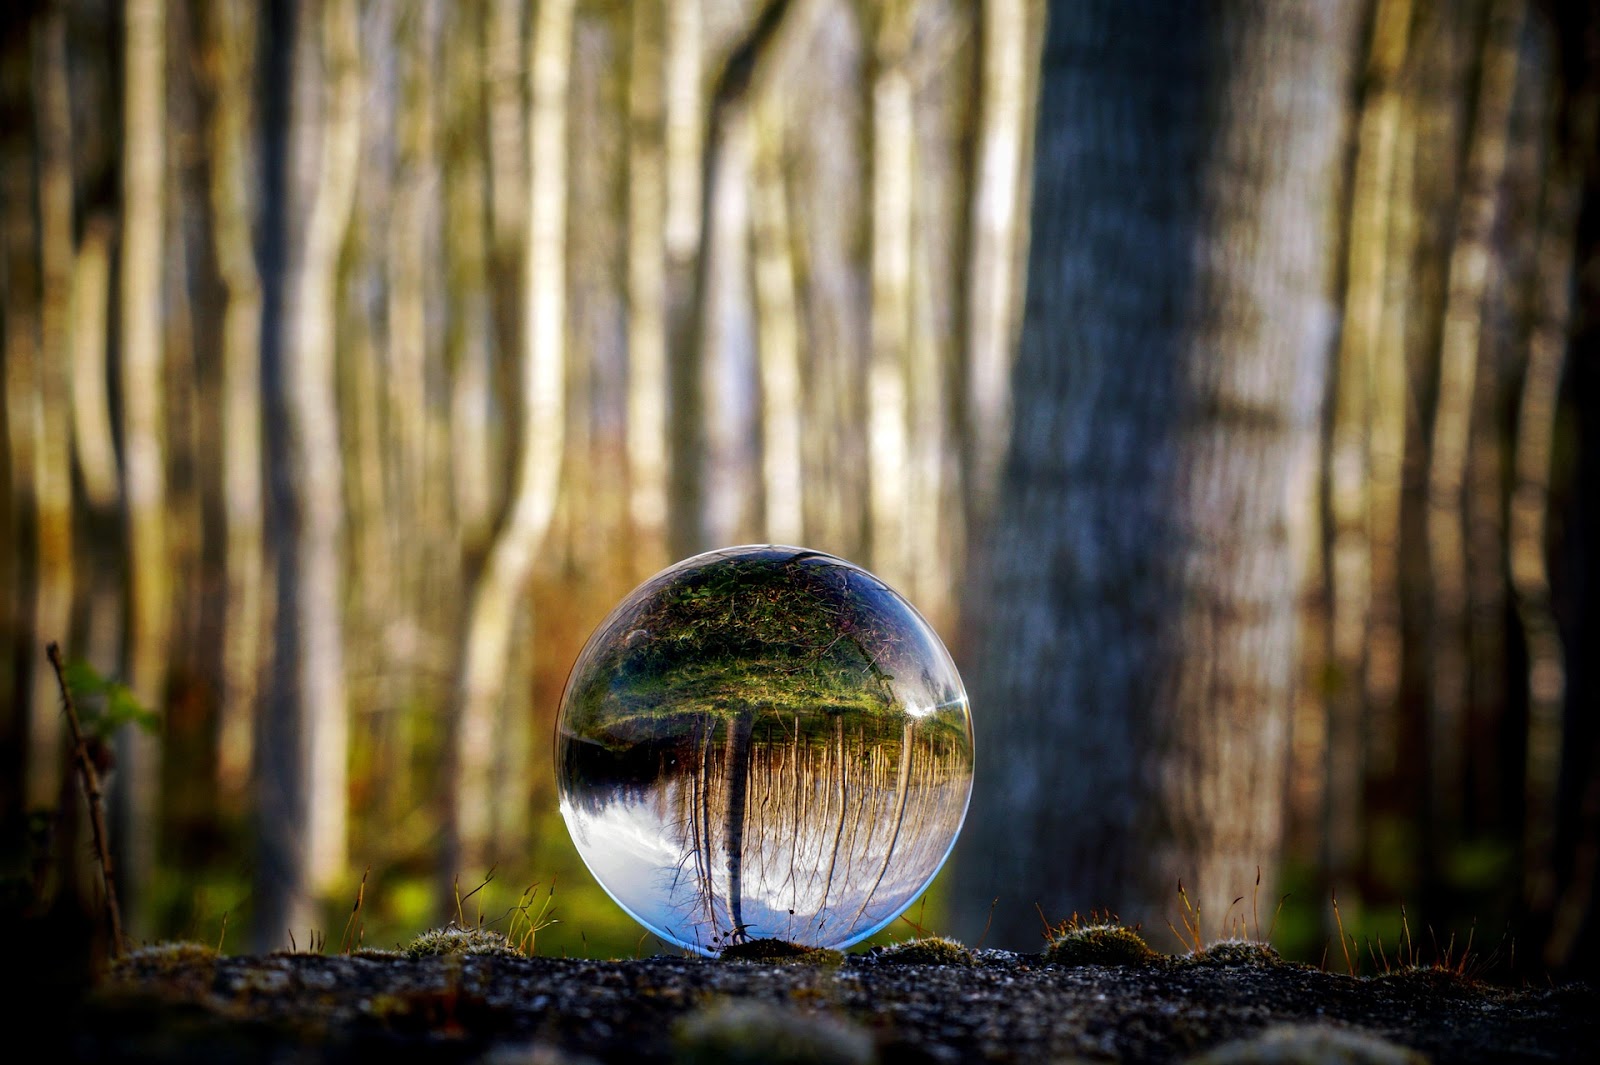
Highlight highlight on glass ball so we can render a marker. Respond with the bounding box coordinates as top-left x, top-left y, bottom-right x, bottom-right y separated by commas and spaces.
555, 545, 974, 955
